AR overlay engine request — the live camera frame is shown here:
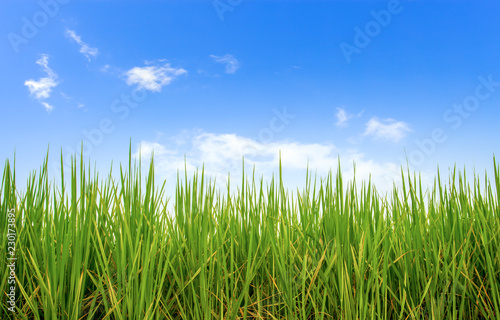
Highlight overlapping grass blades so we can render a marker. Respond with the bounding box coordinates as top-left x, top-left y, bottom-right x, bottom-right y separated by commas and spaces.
1, 151, 499, 319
